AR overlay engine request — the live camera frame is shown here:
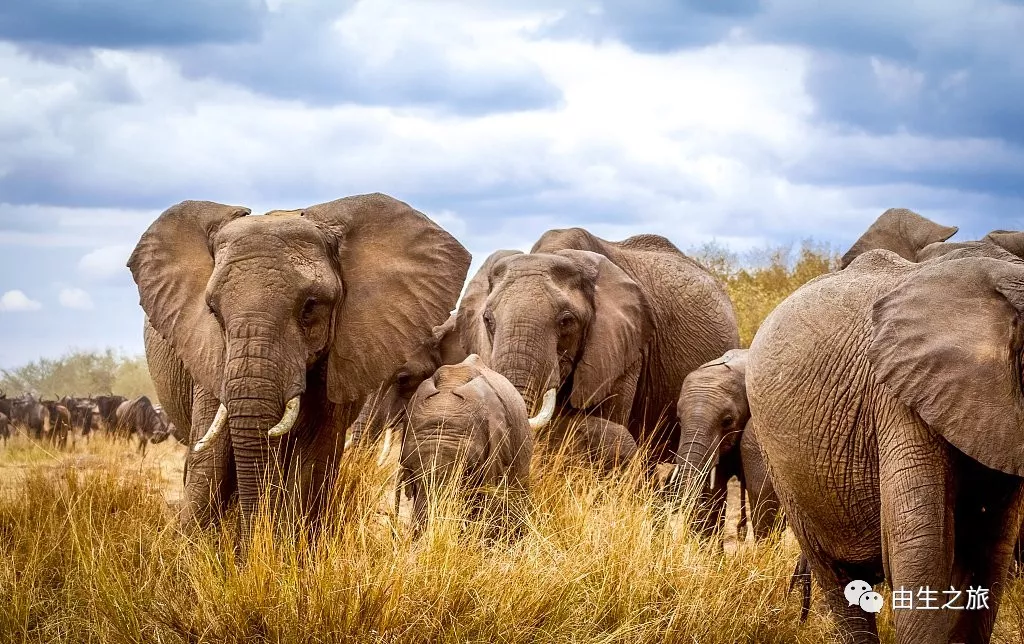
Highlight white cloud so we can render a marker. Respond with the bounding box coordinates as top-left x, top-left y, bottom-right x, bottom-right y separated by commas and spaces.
0, 290, 42, 312
78, 244, 134, 281
58, 288, 94, 310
